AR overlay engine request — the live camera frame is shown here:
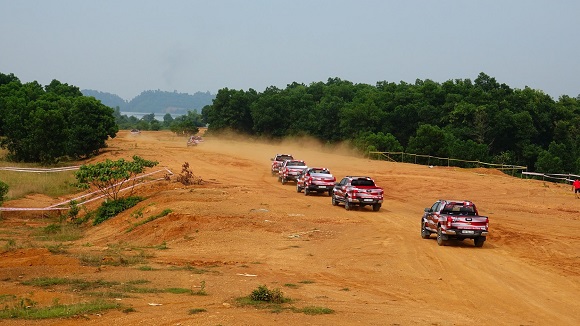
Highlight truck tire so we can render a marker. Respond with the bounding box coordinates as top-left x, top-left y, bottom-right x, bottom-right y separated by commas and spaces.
372, 203, 381, 212
328, 190, 332, 196
281, 177, 287, 185
421, 220, 431, 239
437, 227, 446, 246
345, 198, 352, 211
331, 195, 338, 206
304, 187, 310, 196
474, 236, 486, 247
296, 183, 302, 193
